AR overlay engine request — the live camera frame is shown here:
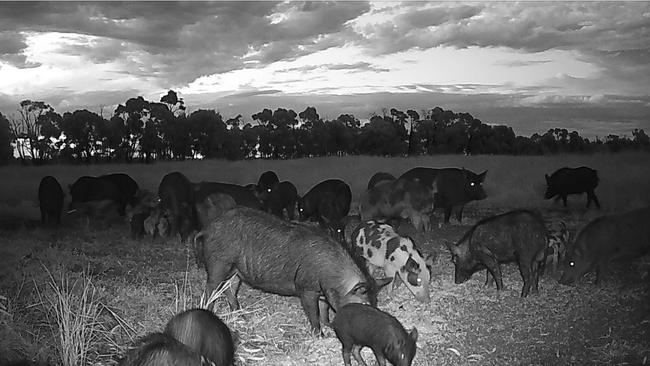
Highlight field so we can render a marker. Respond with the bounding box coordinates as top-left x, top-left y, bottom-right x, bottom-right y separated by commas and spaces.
1, 153, 649, 366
